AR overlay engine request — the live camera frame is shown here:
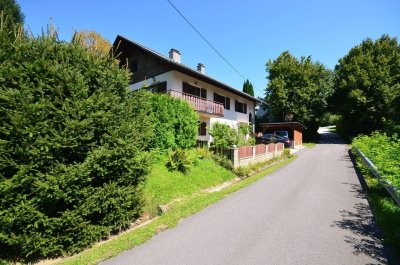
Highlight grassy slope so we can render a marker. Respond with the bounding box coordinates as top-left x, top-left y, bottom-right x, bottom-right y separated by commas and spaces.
143, 155, 236, 215
56, 155, 295, 265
